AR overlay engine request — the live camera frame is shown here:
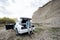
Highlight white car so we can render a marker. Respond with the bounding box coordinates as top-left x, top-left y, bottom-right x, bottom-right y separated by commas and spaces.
14, 17, 35, 34
14, 22, 35, 34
